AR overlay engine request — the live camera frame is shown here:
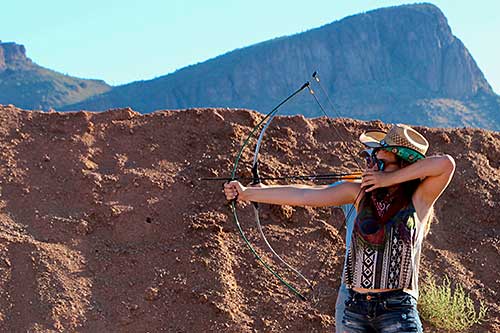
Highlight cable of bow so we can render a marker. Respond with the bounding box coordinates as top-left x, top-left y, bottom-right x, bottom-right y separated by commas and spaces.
305, 71, 365, 298
308, 71, 365, 220
230, 82, 310, 301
